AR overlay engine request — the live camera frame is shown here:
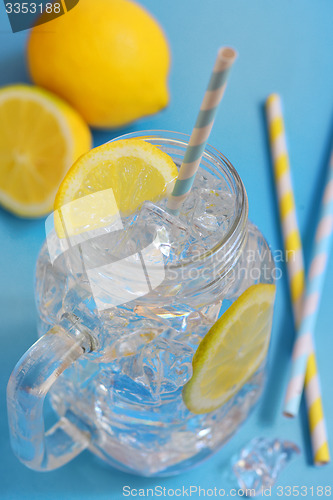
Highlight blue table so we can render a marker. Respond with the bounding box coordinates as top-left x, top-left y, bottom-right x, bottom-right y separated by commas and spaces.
1, 1, 333, 498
